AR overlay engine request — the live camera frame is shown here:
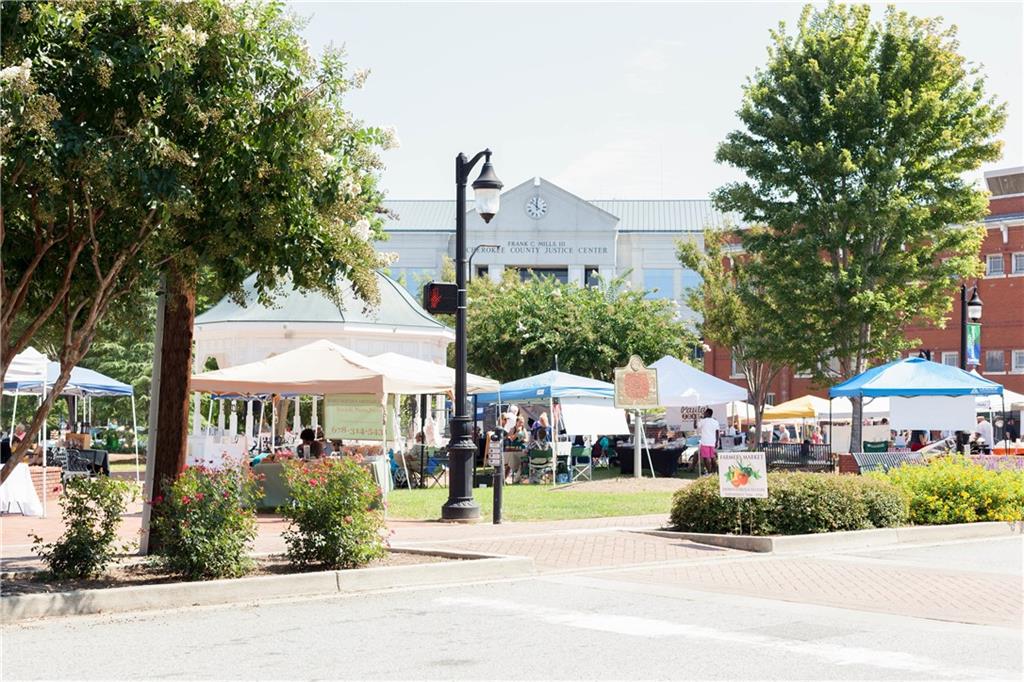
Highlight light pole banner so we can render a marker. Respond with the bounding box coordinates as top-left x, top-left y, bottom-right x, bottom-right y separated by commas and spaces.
718, 452, 768, 498
966, 322, 981, 366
